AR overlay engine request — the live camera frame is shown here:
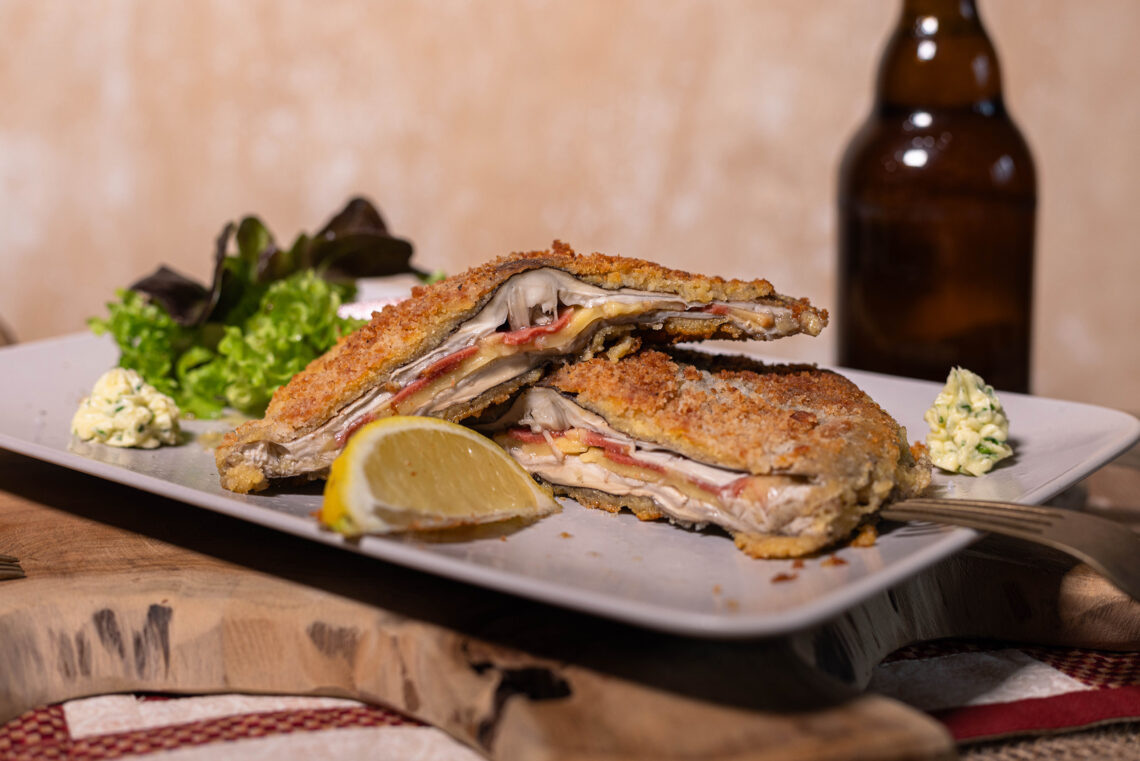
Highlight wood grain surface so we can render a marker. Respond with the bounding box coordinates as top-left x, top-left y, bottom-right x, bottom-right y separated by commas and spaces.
1, 447, 1137, 760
